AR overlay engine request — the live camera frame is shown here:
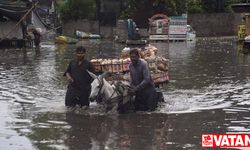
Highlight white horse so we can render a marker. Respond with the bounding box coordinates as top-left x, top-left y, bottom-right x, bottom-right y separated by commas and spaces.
87, 71, 133, 112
